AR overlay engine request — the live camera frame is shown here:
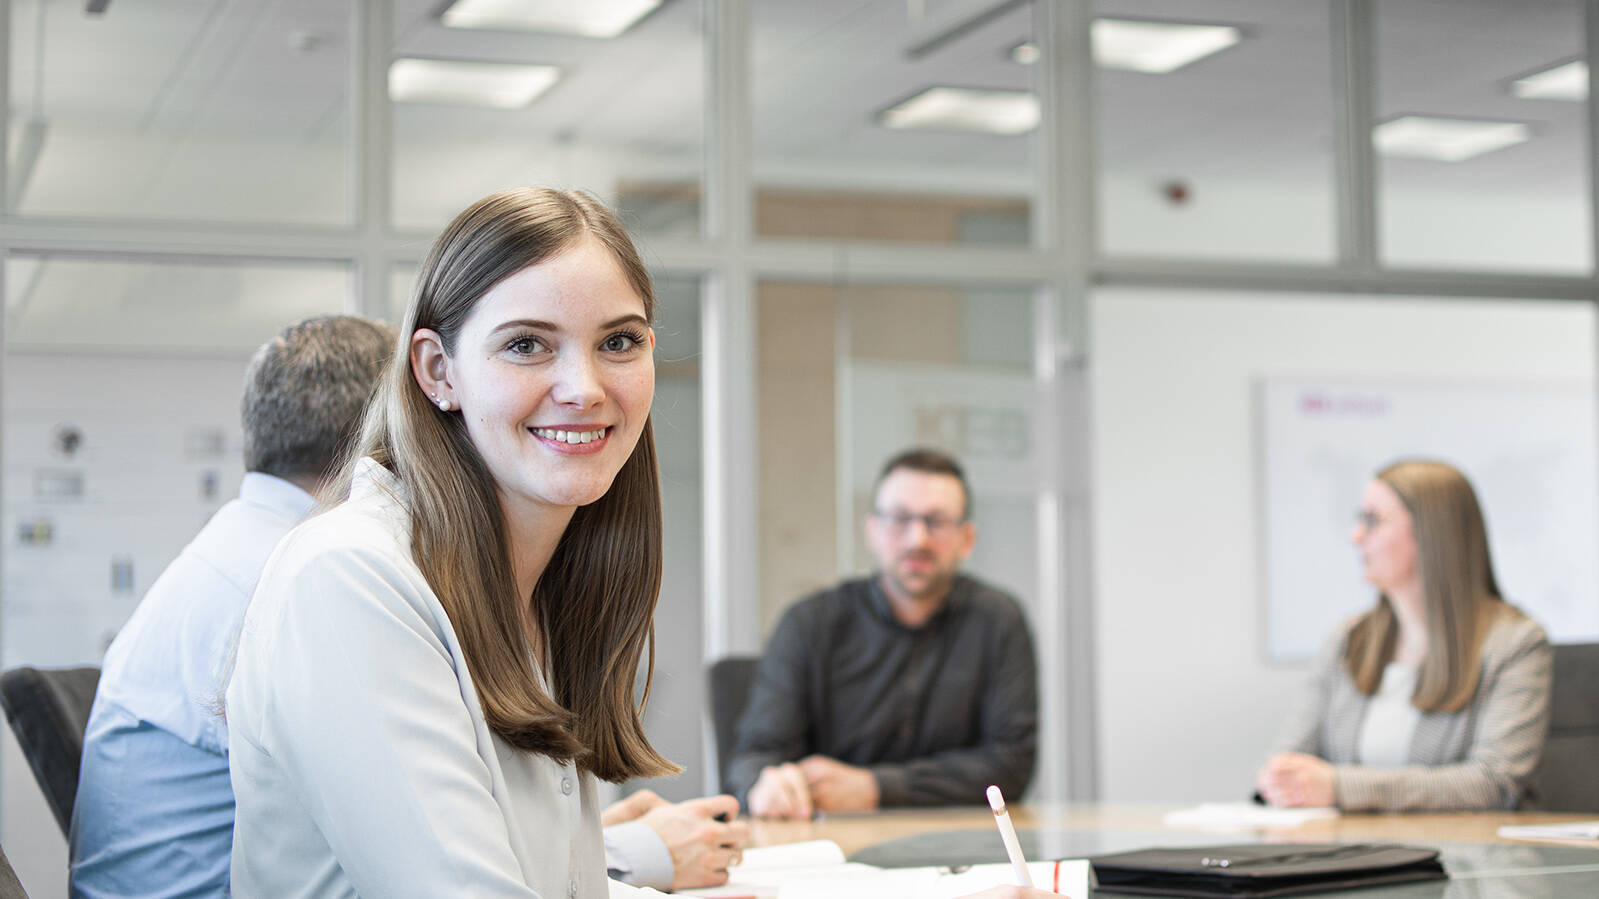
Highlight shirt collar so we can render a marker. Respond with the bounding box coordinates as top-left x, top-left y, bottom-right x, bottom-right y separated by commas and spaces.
239, 471, 317, 520
868, 573, 966, 630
